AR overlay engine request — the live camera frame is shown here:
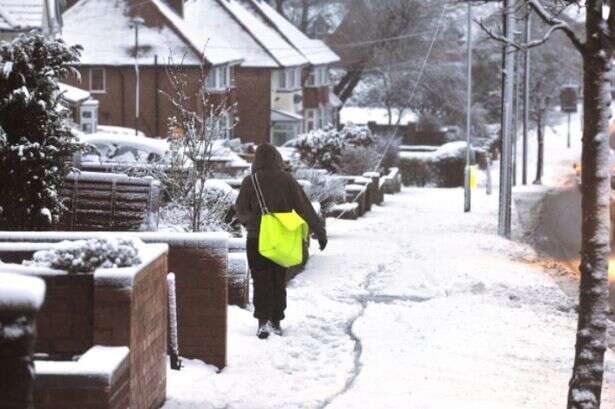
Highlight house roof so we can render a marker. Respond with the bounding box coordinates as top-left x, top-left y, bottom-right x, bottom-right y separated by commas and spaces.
0, 0, 57, 31
184, 0, 307, 68
248, 0, 340, 66
62, 0, 241, 66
